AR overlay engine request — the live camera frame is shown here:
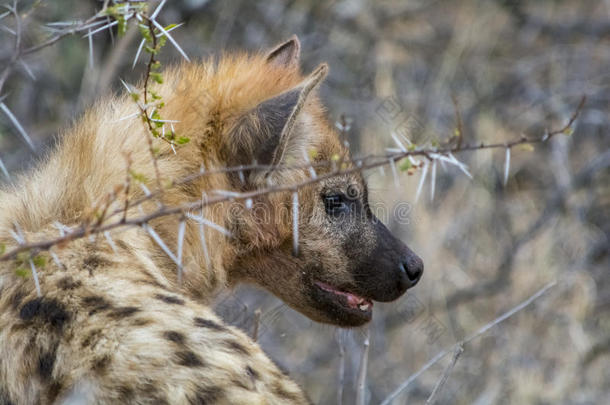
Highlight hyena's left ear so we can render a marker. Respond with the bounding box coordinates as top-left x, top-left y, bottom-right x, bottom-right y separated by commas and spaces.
266, 35, 300, 68
226, 64, 328, 182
